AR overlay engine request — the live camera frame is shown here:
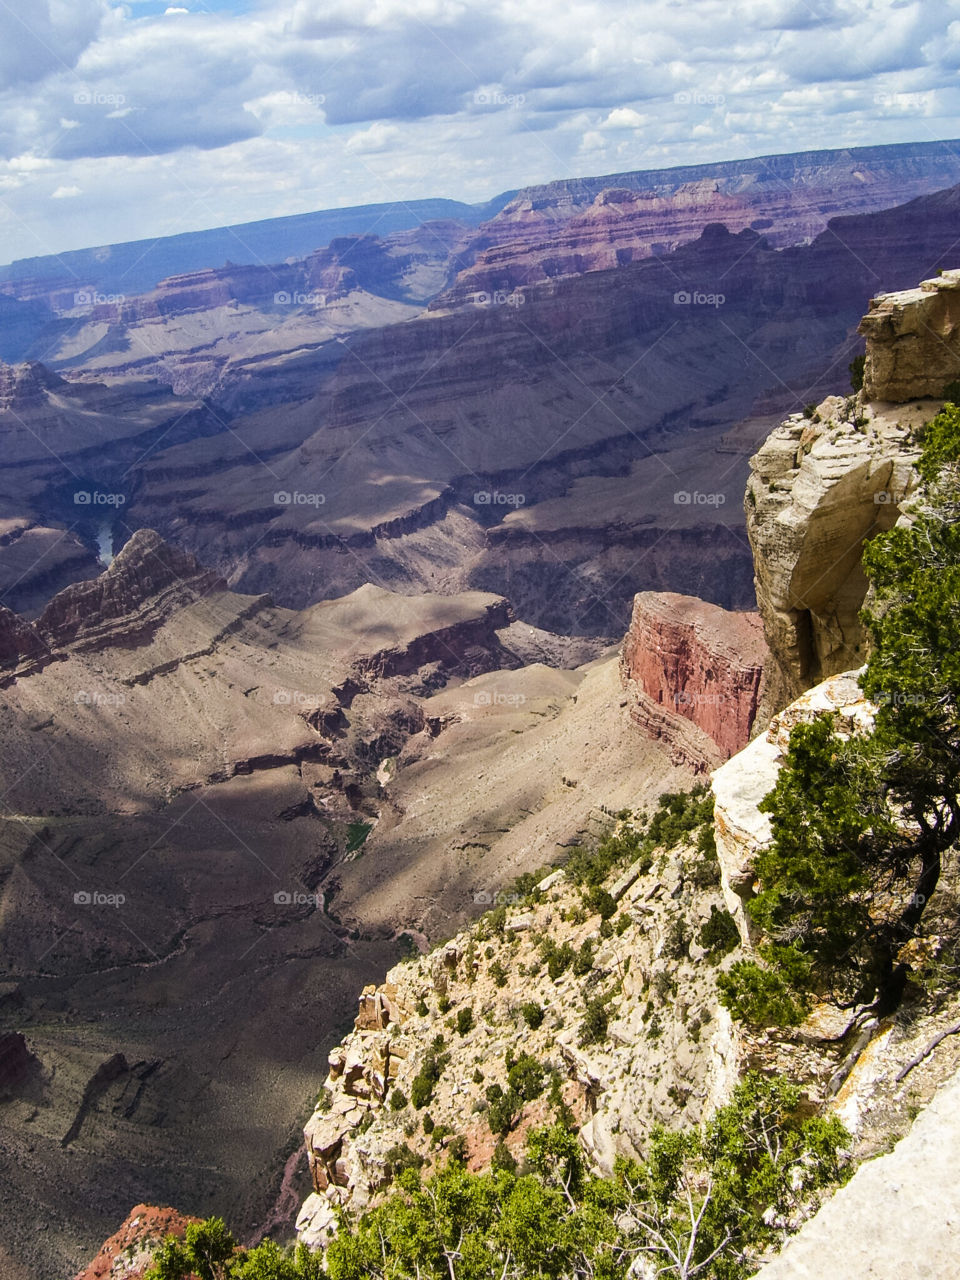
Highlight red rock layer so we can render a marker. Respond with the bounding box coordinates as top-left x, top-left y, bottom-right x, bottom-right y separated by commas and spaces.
72, 1204, 200, 1280
620, 591, 768, 761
